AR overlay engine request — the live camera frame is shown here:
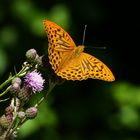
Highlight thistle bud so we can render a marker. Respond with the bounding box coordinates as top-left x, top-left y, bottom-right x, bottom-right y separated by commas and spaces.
18, 111, 25, 119
26, 49, 37, 63
12, 77, 21, 85
5, 106, 14, 116
25, 107, 38, 119
0, 115, 11, 129
34, 55, 42, 66
10, 78, 21, 95
18, 86, 32, 102
6, 114, 13, 122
